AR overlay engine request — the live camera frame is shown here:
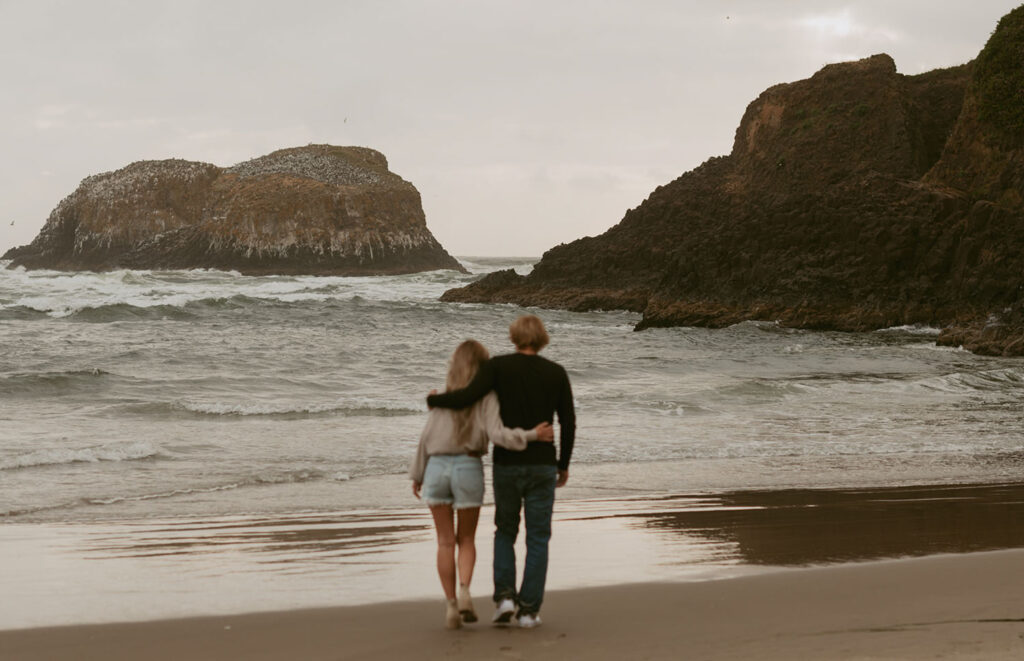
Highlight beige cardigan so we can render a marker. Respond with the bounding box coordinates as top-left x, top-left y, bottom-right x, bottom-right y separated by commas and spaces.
409, 391, 536, 483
